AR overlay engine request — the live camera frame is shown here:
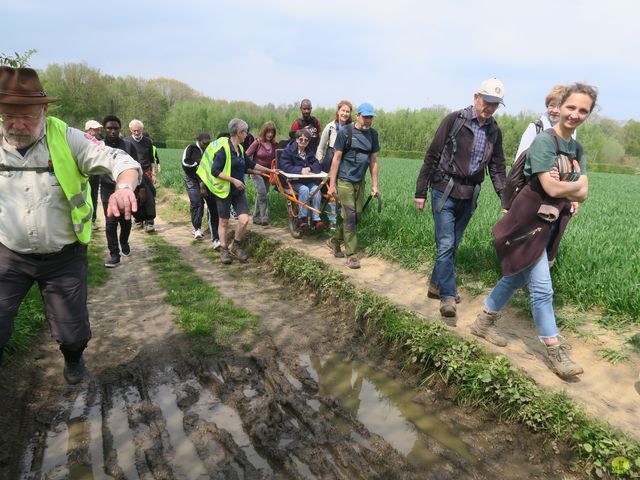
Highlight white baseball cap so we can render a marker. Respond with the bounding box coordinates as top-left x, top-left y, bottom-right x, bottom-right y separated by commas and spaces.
477, 78, 505, 105
84, 120, 102, 130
